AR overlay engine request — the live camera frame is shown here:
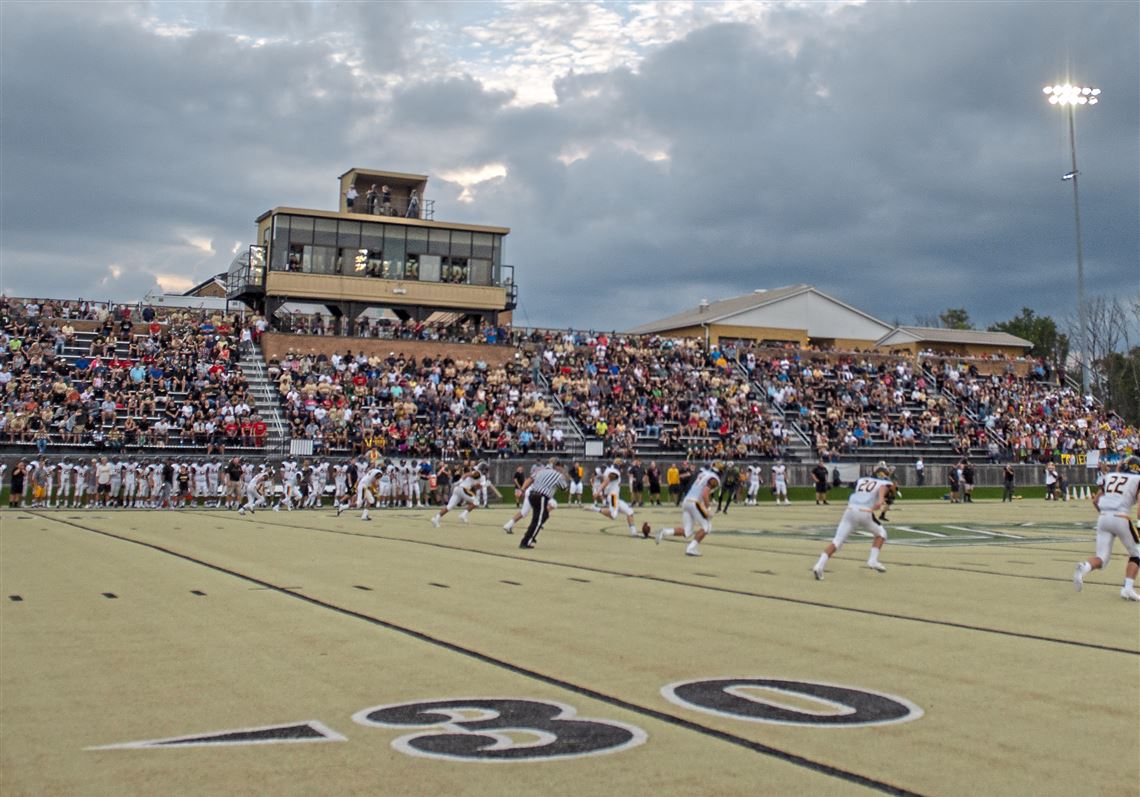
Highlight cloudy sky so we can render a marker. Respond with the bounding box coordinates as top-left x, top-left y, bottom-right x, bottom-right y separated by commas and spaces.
1, 1, 1137, 332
